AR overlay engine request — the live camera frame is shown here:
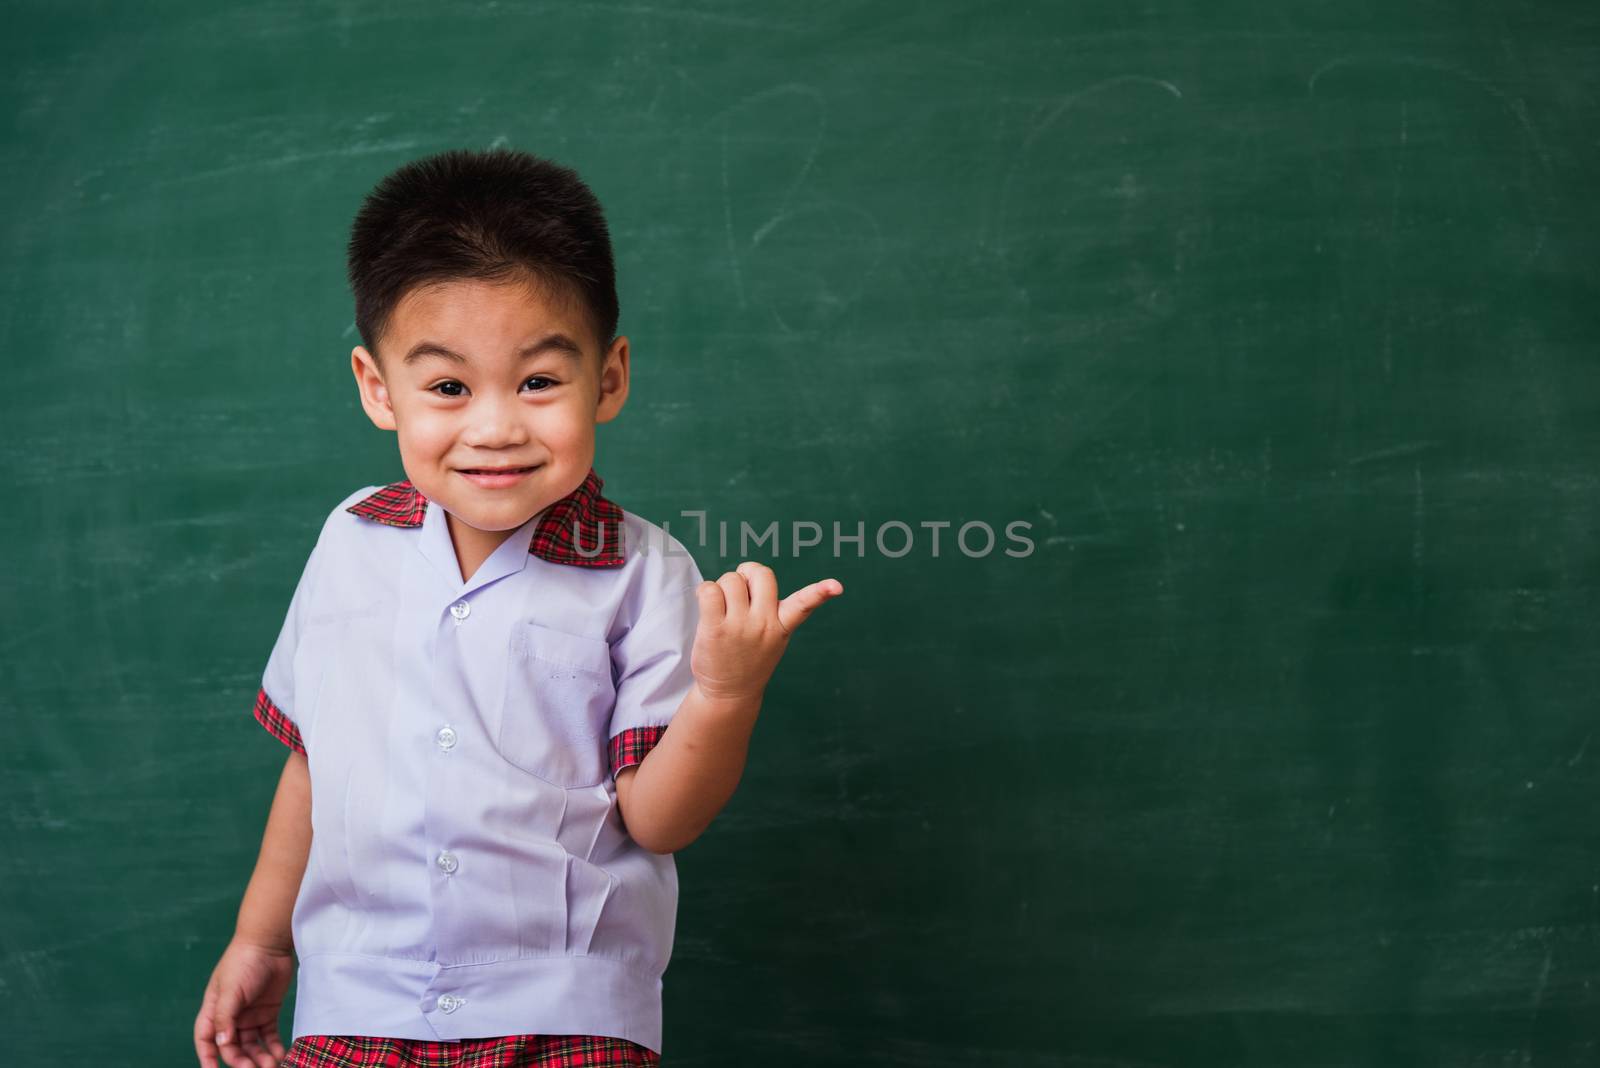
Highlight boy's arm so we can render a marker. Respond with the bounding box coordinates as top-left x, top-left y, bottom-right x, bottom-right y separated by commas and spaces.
196, 751, 308, 1066
235, 750, 313, 951
615, 685, 759, 854
616, 562, 842, 854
